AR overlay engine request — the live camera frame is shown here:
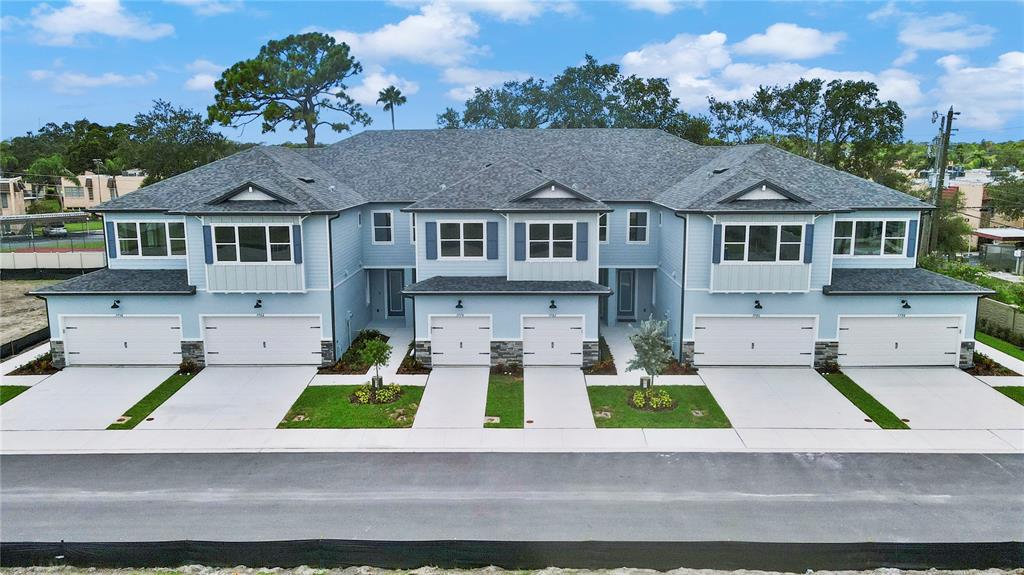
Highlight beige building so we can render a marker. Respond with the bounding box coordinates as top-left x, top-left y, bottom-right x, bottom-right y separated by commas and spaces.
0, 177, 28, 216
61, 171, 145, 210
